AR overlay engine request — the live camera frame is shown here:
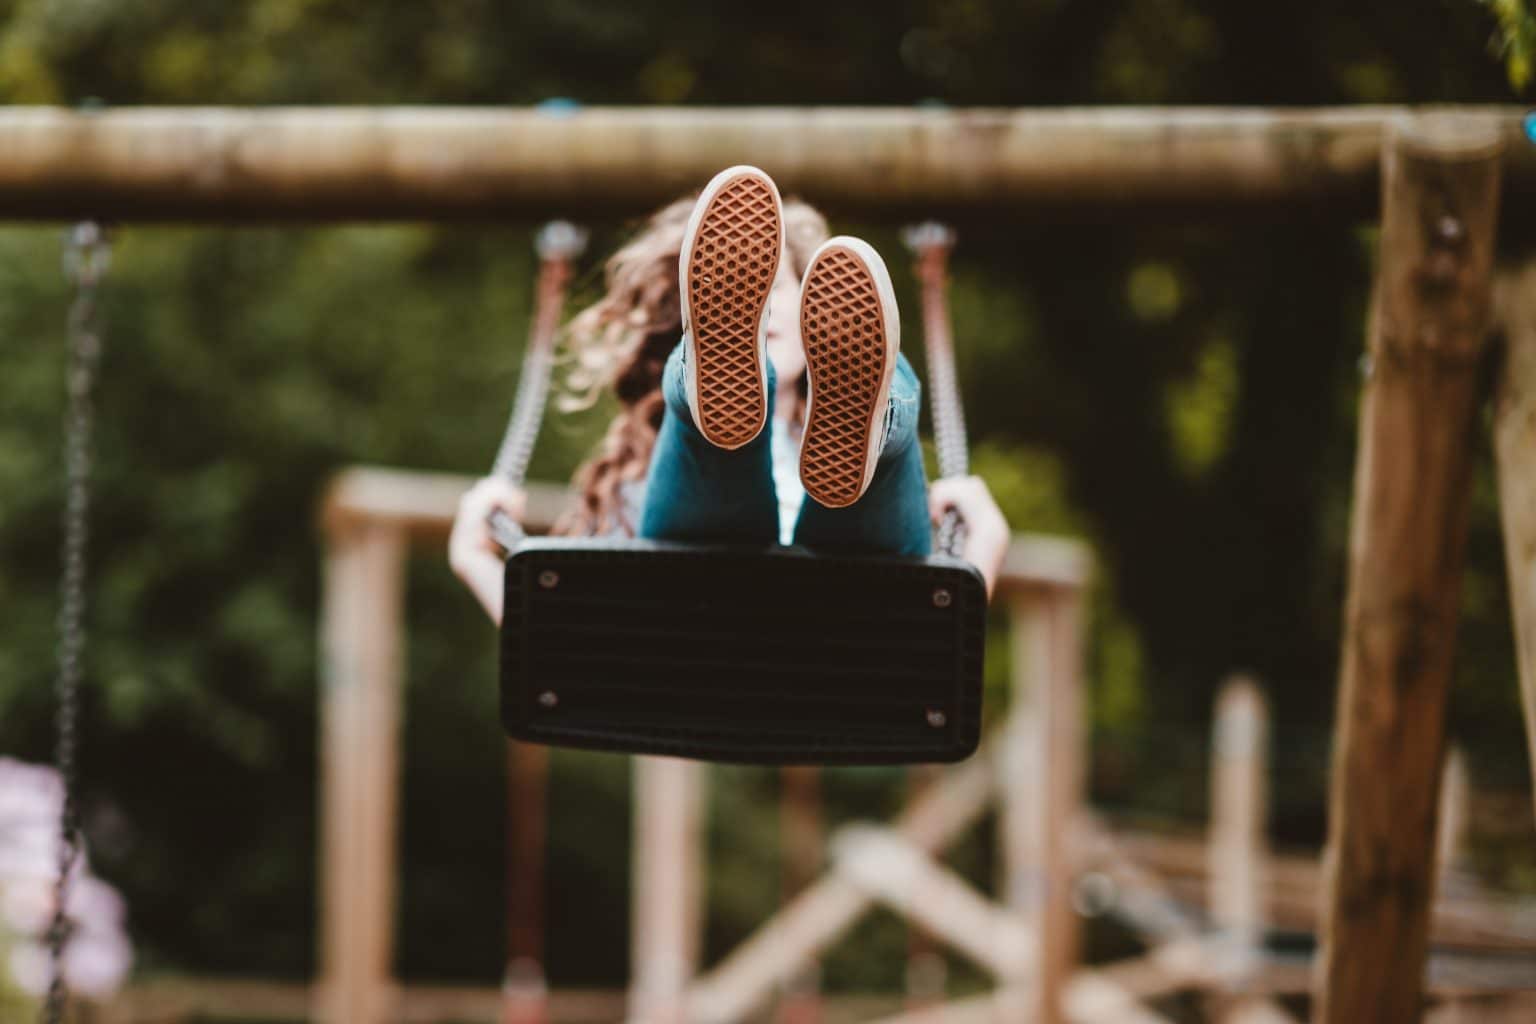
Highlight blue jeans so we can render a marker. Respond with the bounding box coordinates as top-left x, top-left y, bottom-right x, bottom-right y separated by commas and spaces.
639, 340, 932, 556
